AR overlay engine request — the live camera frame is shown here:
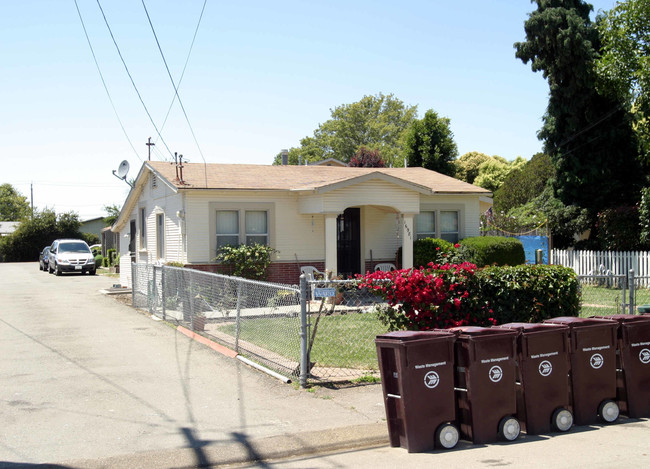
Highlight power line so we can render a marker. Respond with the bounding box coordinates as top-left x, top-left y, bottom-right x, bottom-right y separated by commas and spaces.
95, 0, 175, 159
141, 0, 207, 166
154, 0, 208, 137
73, 0, 143, 162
